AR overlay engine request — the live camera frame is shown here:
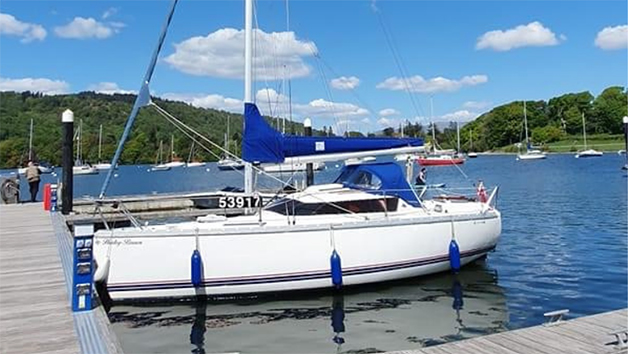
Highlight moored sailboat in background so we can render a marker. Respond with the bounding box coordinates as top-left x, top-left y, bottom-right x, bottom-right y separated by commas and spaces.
516, 101, 546, 161
185, 141, 207, 168
467, 130, 478, 158
151, 140, 171, 171
73, 119, 99, 175
17, 119, 54, 174
575, 112, 603, 158
94, 124, 113, 170
217, 117, 244, 170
